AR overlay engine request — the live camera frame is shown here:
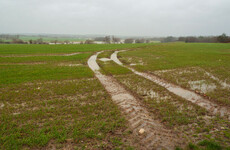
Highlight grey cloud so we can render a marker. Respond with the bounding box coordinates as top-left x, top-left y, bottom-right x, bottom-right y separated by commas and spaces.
0, 0, 230, 36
